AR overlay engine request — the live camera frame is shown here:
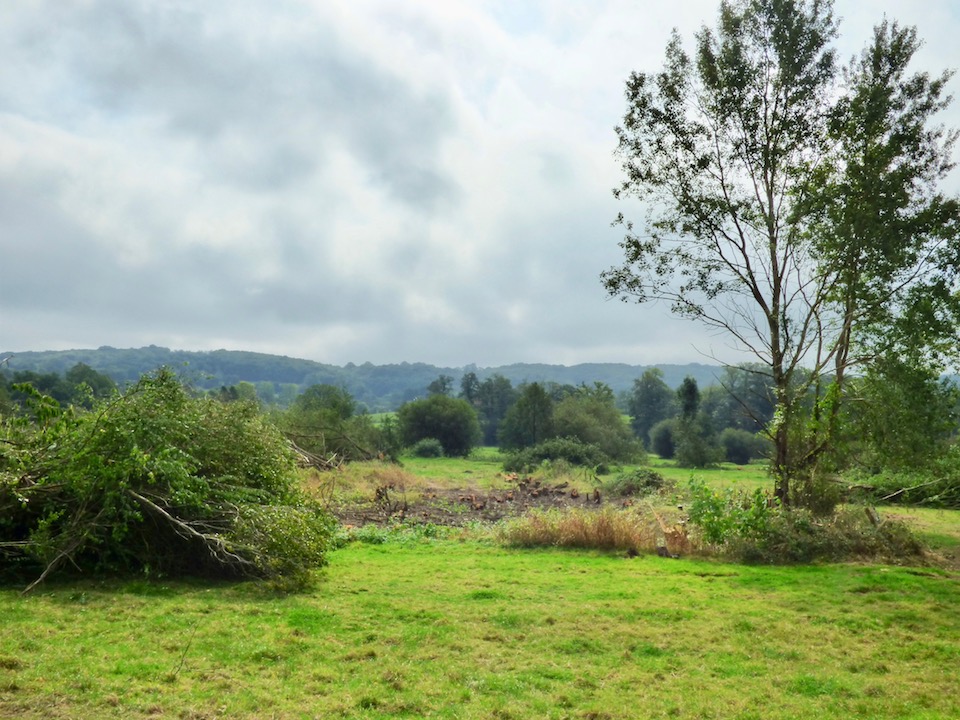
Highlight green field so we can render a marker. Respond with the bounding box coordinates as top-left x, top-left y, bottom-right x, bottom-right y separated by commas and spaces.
1, 539, 958, 719
2, 452, 959, 719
